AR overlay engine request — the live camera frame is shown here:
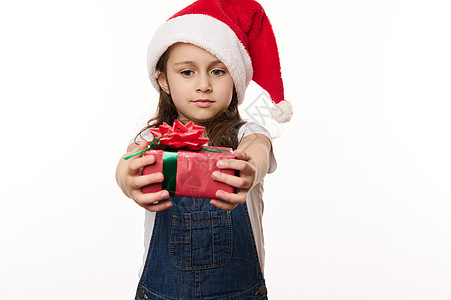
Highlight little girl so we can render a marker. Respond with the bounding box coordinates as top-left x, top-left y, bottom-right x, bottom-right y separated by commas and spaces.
116, 0, 292, 299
